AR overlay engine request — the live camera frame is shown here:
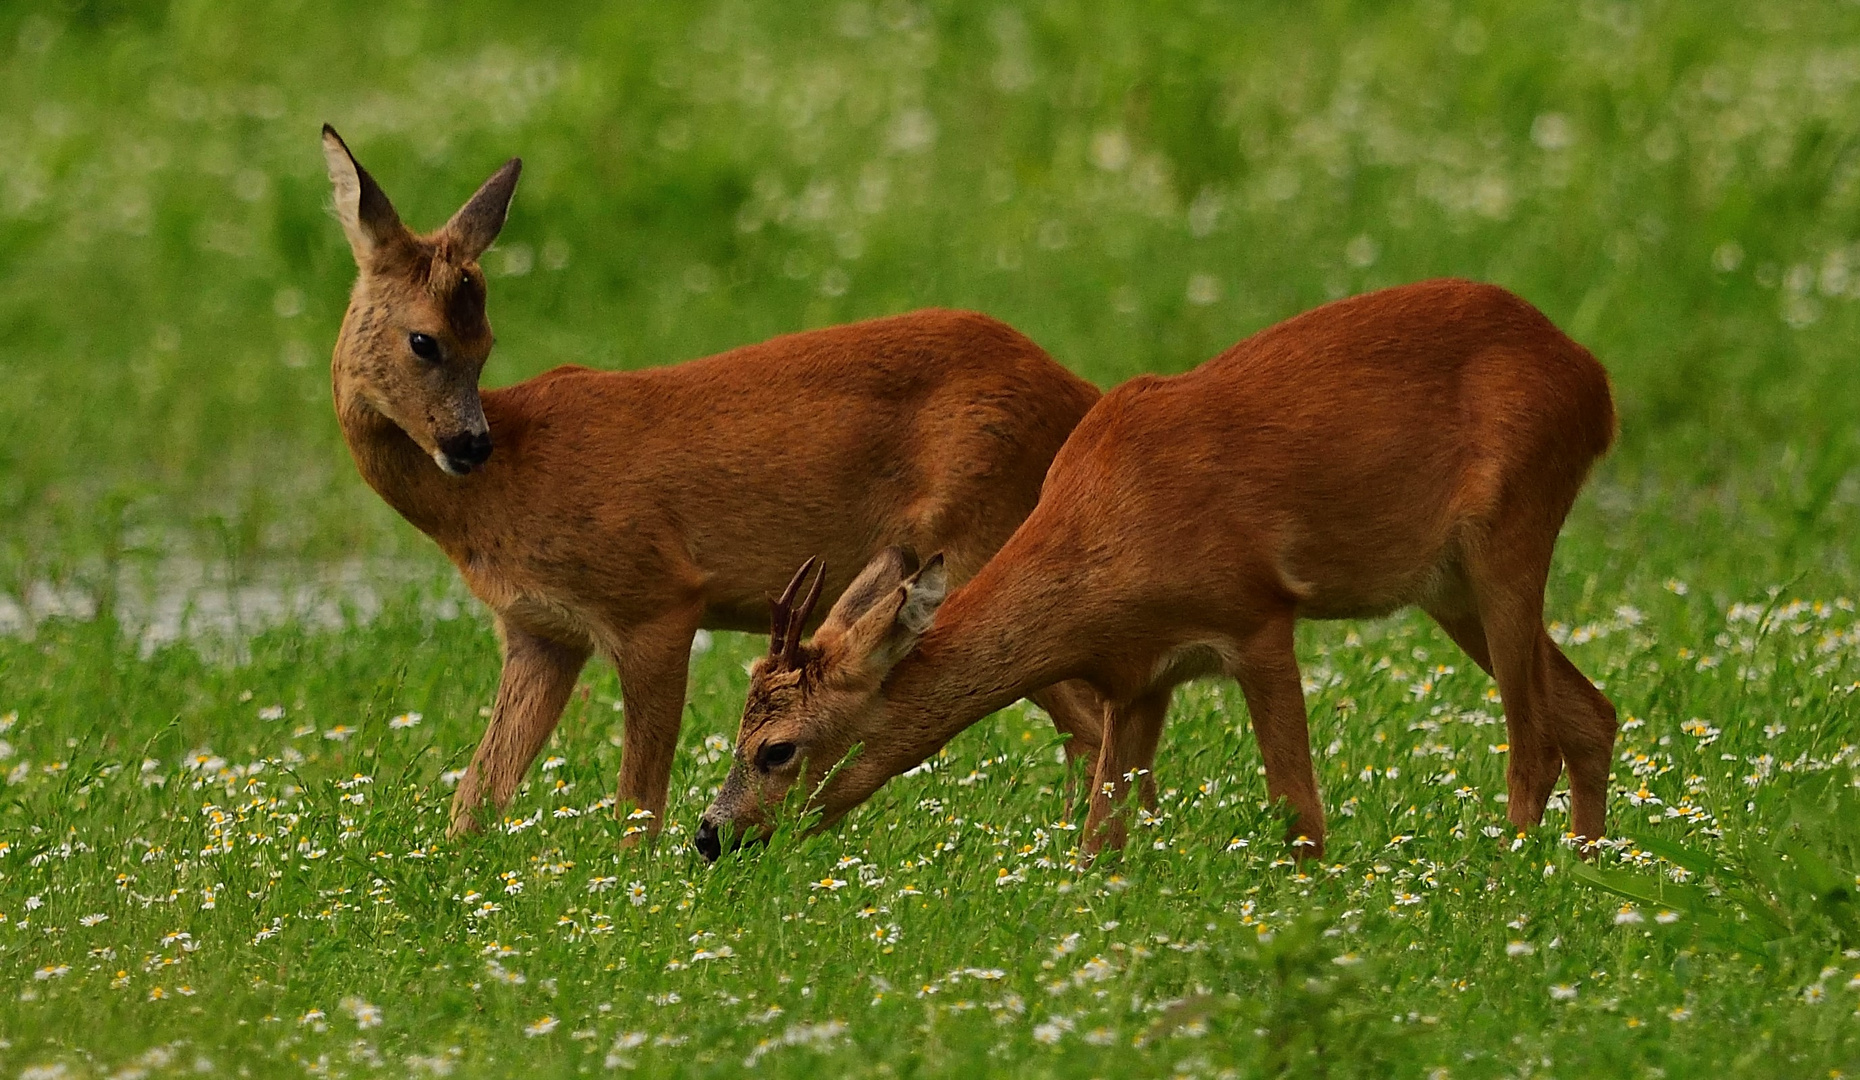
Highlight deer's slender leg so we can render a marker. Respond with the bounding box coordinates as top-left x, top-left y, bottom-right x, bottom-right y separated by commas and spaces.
1464, 539, 1566, 833
1430, 586, 1613, 842
1230, 609, 1325, 859
1082, 689, 1171, 854
1028, 679, 1106, 814
611, 608, 702, 845
449, 620, 590, 838
1542, 636, 1617, 844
